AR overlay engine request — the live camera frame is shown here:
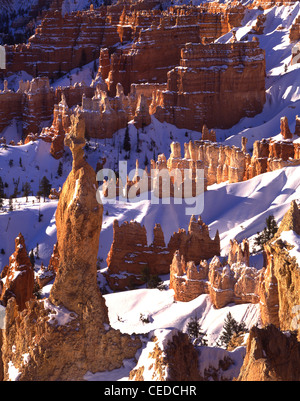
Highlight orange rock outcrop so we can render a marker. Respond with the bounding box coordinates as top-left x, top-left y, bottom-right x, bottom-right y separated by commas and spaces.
290, 15, 300, 42
170, 238, 260, 307
237, 325, 300, 381
151, 40, 266, 131
106, 215, 220, 291
129, 329, 202, 381
246, 116, 300, 180
170, 200, 300, 339
0, 234, 34, 312
101, 2, 246, 96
